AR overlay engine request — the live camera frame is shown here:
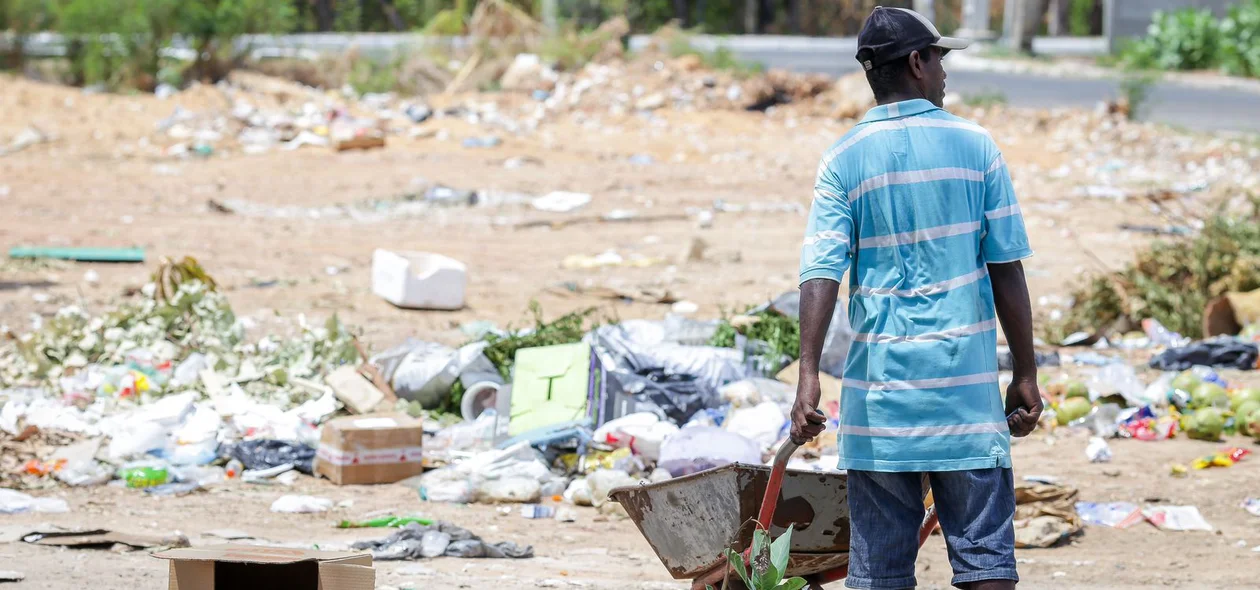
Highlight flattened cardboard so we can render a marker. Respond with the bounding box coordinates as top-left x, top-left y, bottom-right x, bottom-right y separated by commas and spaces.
315, 413, 423, 485
23, 529, 187, 550
326, 365, 386, 414
155, 545, 374, 590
